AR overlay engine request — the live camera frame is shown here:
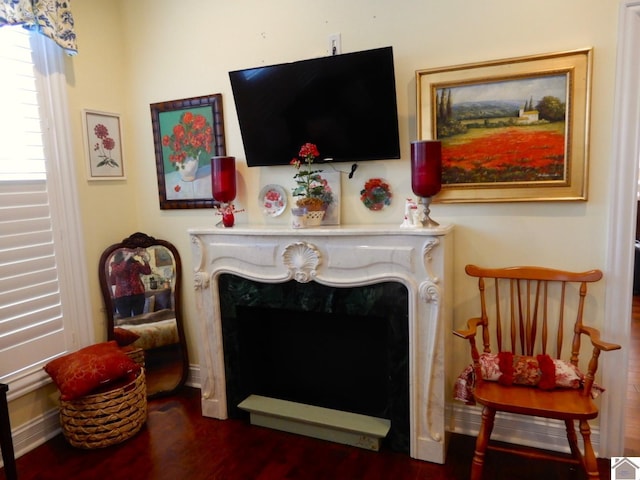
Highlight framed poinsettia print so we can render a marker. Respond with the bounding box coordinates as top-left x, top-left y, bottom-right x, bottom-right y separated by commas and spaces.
150, 94, 226, 209
83, 109, 125, 181
416, 48, 592, 203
